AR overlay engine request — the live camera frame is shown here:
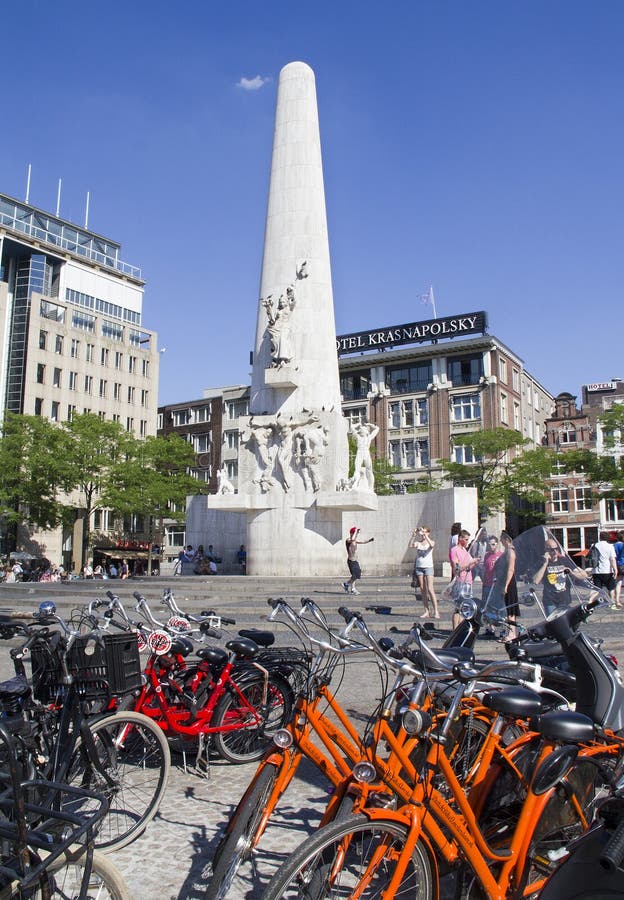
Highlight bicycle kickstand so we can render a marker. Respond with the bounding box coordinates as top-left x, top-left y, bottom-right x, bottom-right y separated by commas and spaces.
195, 732, 211, 779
